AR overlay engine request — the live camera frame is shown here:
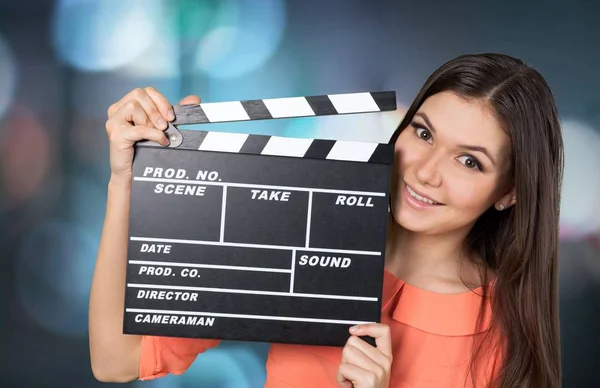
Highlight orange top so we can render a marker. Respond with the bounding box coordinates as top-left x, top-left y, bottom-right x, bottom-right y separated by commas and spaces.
139, 270, 502, 387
